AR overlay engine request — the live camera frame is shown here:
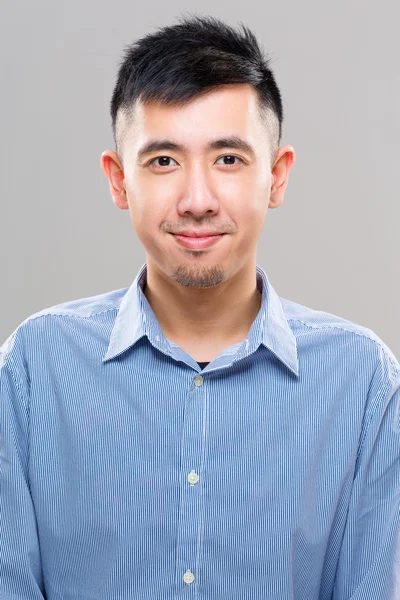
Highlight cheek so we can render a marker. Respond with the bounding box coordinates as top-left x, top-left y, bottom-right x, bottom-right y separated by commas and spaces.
236, 187, 270, 241
219, 178, 268, 221
217, 166, 269, 202
127, 179, 169, 223
127, 189, 170, 252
